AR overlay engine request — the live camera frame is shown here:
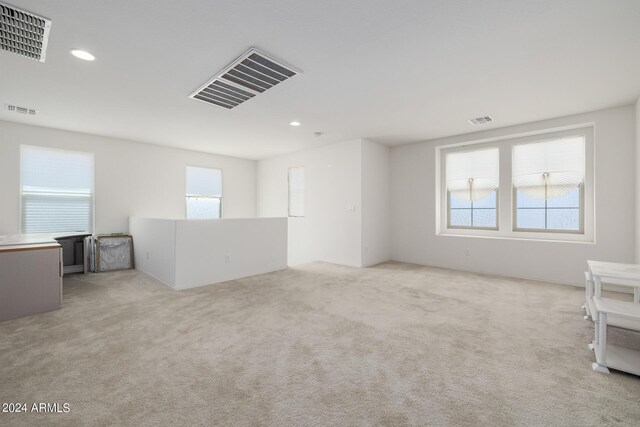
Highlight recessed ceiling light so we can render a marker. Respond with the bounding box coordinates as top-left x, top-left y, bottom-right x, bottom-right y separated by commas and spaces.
289, 121, 301, 127
70, 49, 95, 61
